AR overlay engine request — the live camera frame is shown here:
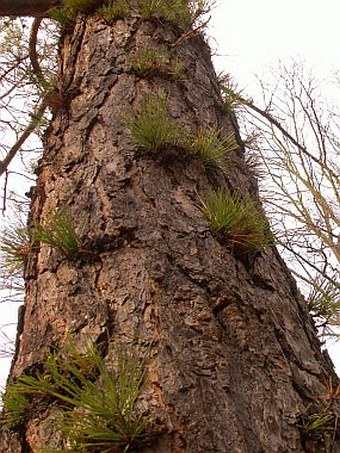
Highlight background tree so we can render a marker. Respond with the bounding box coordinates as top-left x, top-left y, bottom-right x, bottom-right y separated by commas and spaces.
0, 15, 58, 369
0, 2, 340, 452
224, 62, 340, 339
